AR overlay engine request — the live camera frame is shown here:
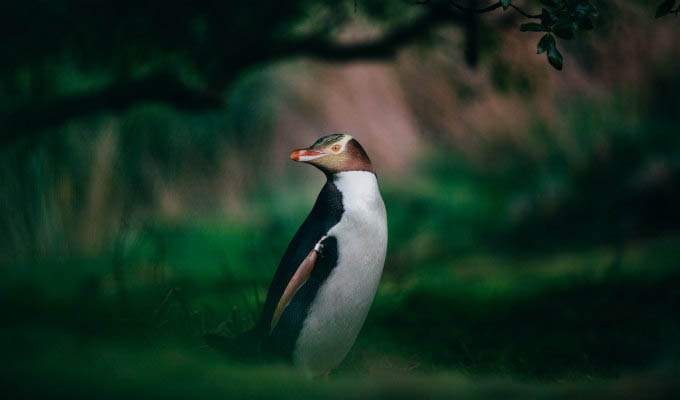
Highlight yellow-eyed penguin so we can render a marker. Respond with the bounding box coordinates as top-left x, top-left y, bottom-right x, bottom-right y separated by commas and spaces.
206, 134, 387, 377
262, 134, 388, 377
